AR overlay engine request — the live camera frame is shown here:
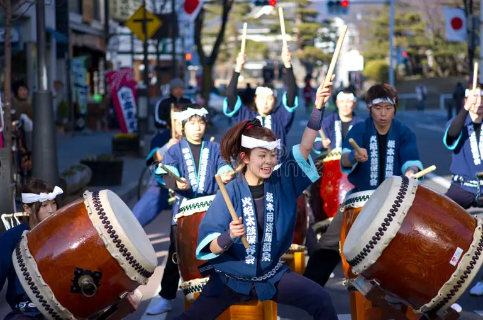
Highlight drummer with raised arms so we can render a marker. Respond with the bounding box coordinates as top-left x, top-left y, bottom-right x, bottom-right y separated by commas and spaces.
304, 84, 423, 287
172, 75, 337, 320
147, 104, 235, 315
0, 179, 62, 320
313, 89, 364, 153
224, 46, 298, 160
